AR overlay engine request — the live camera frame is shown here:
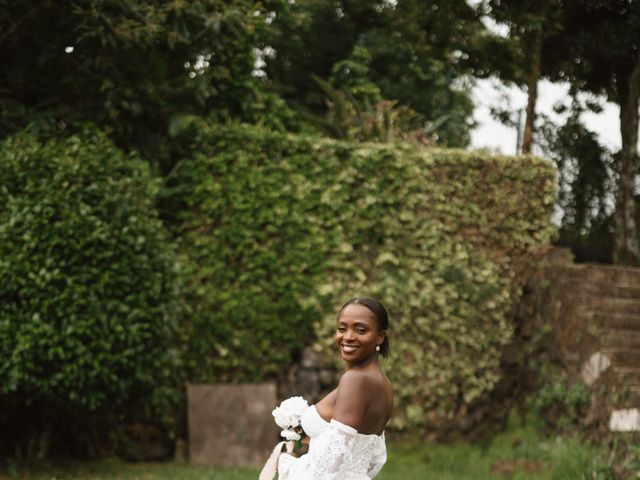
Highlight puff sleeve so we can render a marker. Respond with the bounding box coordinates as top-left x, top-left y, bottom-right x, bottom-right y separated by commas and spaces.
277, 419, 358, 479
